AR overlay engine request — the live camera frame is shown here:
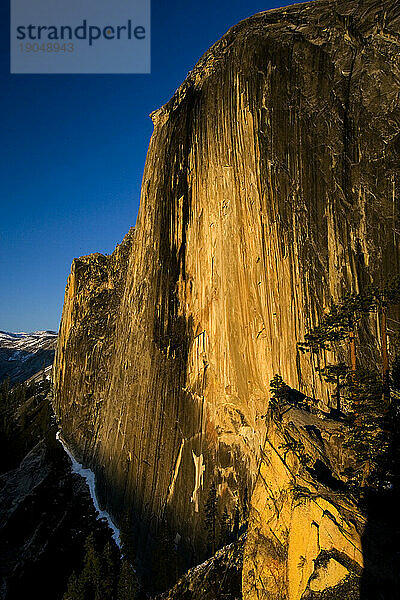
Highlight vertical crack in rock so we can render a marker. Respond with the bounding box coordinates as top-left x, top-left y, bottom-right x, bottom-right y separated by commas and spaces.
190, 451, 205, 513
166, 439, 185, 506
